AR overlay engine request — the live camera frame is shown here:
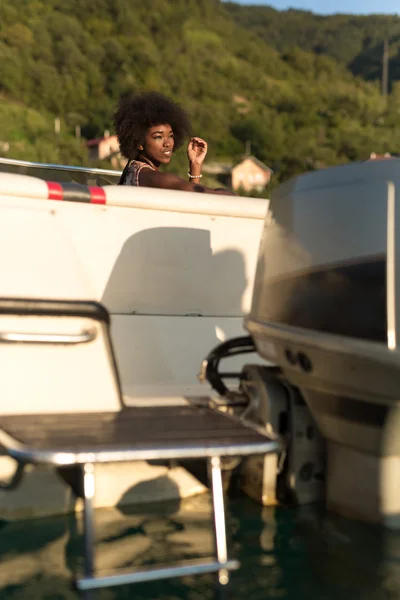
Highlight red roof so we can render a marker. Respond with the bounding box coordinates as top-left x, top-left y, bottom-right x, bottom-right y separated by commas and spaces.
86, 137, 104, 148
